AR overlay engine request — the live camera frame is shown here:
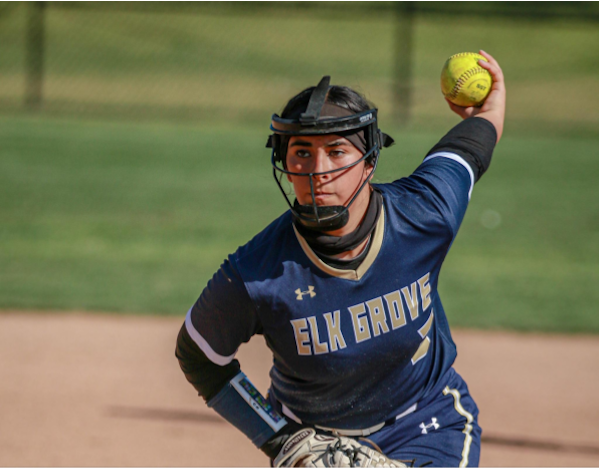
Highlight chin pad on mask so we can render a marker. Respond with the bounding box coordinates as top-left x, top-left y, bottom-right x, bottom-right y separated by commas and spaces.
292, 202, 349, 231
